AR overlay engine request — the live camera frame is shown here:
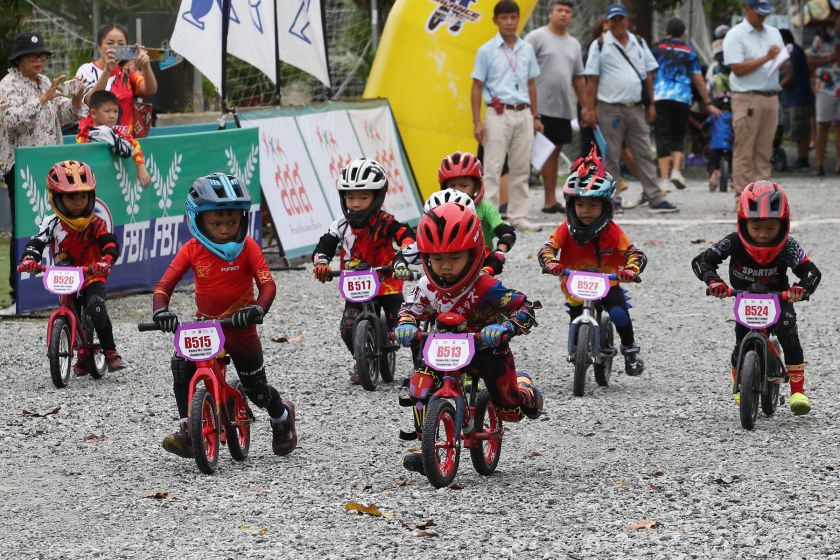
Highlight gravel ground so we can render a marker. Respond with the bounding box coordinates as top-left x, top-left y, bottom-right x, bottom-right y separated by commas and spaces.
1, 169, 839, 559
